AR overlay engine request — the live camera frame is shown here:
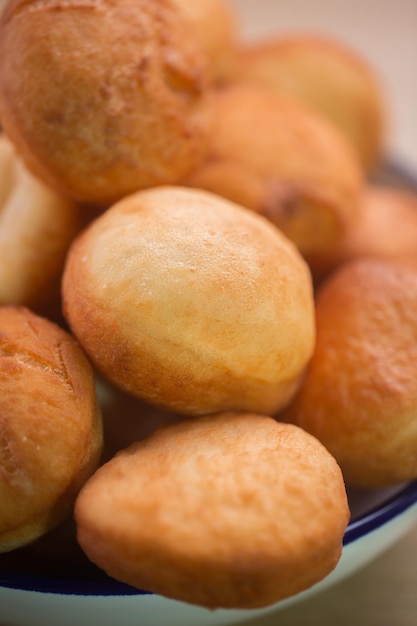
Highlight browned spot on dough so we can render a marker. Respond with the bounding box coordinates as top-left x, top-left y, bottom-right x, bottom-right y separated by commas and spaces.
260, 181, 304, 224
